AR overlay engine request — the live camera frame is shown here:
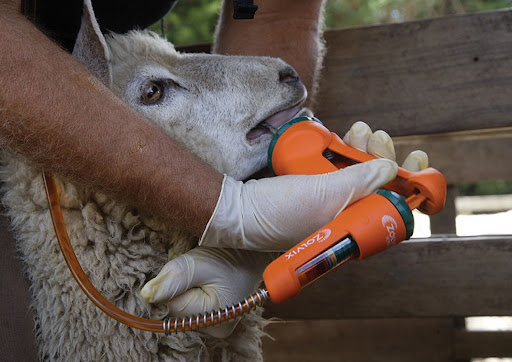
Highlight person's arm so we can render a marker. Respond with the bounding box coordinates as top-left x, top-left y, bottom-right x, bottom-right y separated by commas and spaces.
0, 0, 222, 235
1, 0, 398, 253
214, 0, 326, 103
